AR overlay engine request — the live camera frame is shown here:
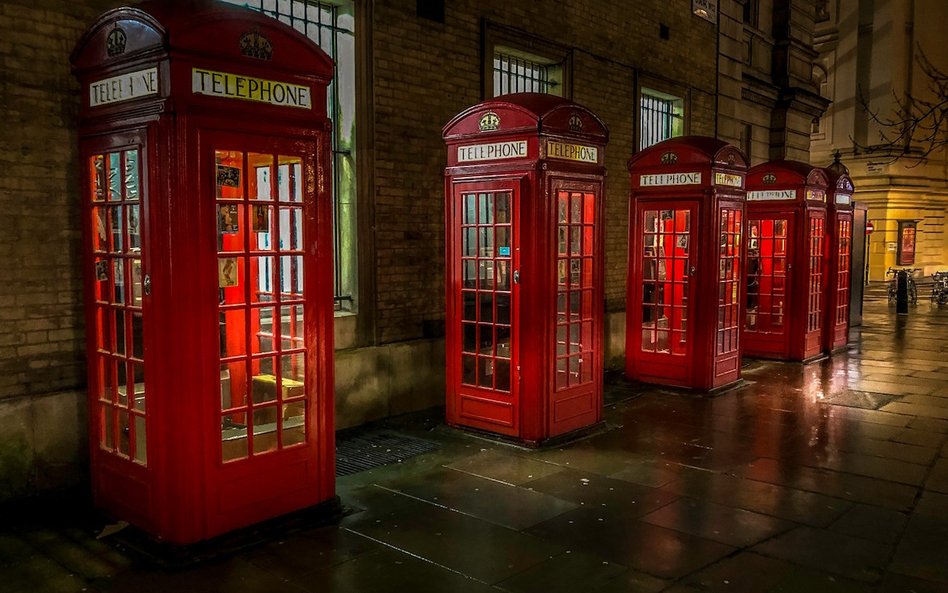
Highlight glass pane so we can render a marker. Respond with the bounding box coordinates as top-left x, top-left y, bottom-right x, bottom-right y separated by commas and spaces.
462, 355, 476, 385
463, 194, 476, 224
108, 206, 123, 252
477, 357, 493, 388
250, 153, 274, 200
126, 204, 141, 252
216, 151, 244, 199
281, 255, 304, 297
222, 412, 248, 462
644, 210, 658, 233
251, 307, 276, 354
218, 257, 243, 301
134, 415, 146, 463
92, 208, 108, 252
131, 362, 145, 411
570, 194, 582, 223
221, 361, 246, 410
130, 310, 144, 359
478, 260, 494, 290
496, 294, 510, 325
252, 360, 279, 404
102, 405, 114, 449
112, 259, 125, 304
251, 256, 275, 302
495, 359, 510, 392
113, 310, 126, 356
496, 193, 510, 223
277, 156, 303, 202
584, 193, 595, 223
478, 227, 494, 257
248, 205, 272, 249
124, 149, 140, 201
496, 261, 510, 291
118, 411, 130, 456
130, 260, 143, 307
220, 309, 246, 358
462, 323, 477, 353
253, 406, 279, 454
108, 153, 122, 201
218, 203, 241, 241
463, 228, 476, 256
463, 291, 476, 321
280, 304, 304, 350
91, 155, 106, 202
281, 352, 306, 387
463, 260, 476, 289
282, 402, 306, 447
496, 326, 511, 359
478, 323, 494, 354
478, 193, 493, 224
279, 207, 303, 251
